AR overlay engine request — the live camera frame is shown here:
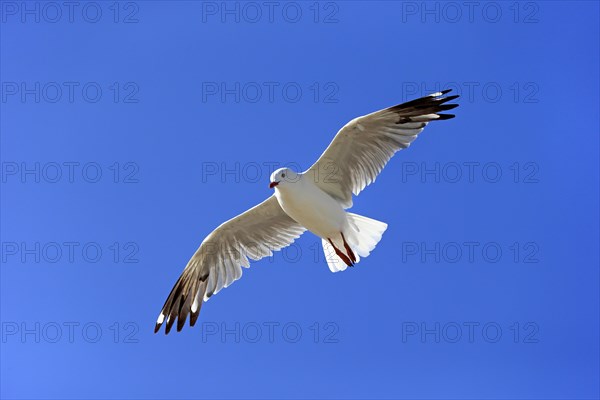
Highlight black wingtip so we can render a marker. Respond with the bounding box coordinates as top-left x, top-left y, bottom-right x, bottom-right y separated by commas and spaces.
165, 317, 175, 335
437, 114, 456, 120
437, 103, 459, 111
439, 89, 452, 95
154, 323, 161, 334
440, 94, 460, 102
190, 310, 200, 327
176, 315, 187, 332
